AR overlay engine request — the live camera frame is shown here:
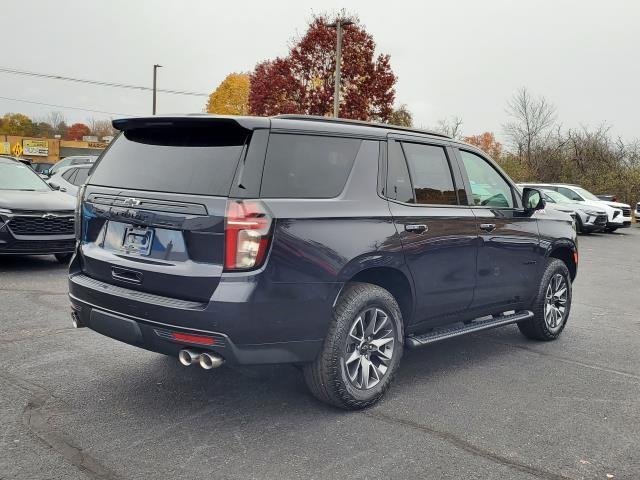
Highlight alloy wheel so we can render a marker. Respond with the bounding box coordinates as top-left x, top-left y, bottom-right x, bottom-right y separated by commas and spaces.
343, 307, 395, 390
544, 273, 568, 331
